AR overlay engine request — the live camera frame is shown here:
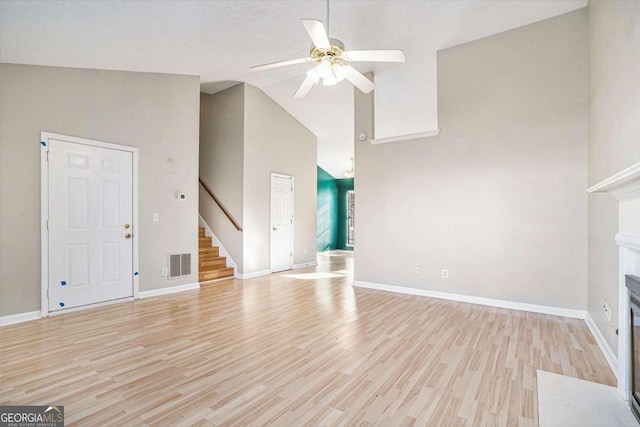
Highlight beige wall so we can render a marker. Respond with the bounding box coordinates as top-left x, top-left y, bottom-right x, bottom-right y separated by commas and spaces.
199, 88, 244, 271
243, 84, 317, 273
587, 0, 640, 355
588, 0, 640, 186
0, 63, 200, 317
355, 10, 588, 309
